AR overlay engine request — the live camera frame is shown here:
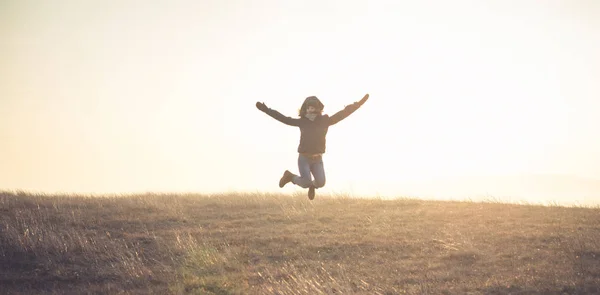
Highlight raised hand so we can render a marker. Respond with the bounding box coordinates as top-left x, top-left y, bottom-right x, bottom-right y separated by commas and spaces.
256, 101, 268, 112
358, 93, 369, 106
